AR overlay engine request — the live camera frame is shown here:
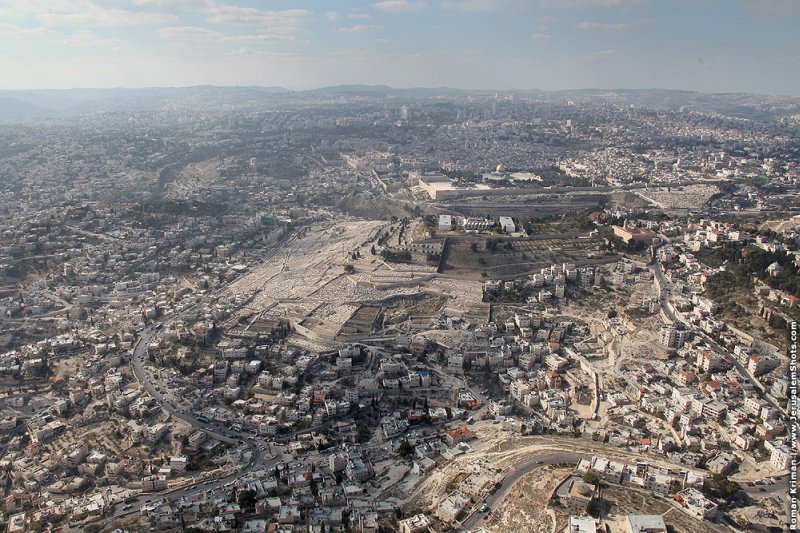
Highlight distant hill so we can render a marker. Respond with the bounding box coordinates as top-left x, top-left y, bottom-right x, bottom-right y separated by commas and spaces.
309, 84, 493, 98
311, 84, 394, 96
0, 97, 53, 120
0, 85, 797, 121
0, 85, 291, 119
